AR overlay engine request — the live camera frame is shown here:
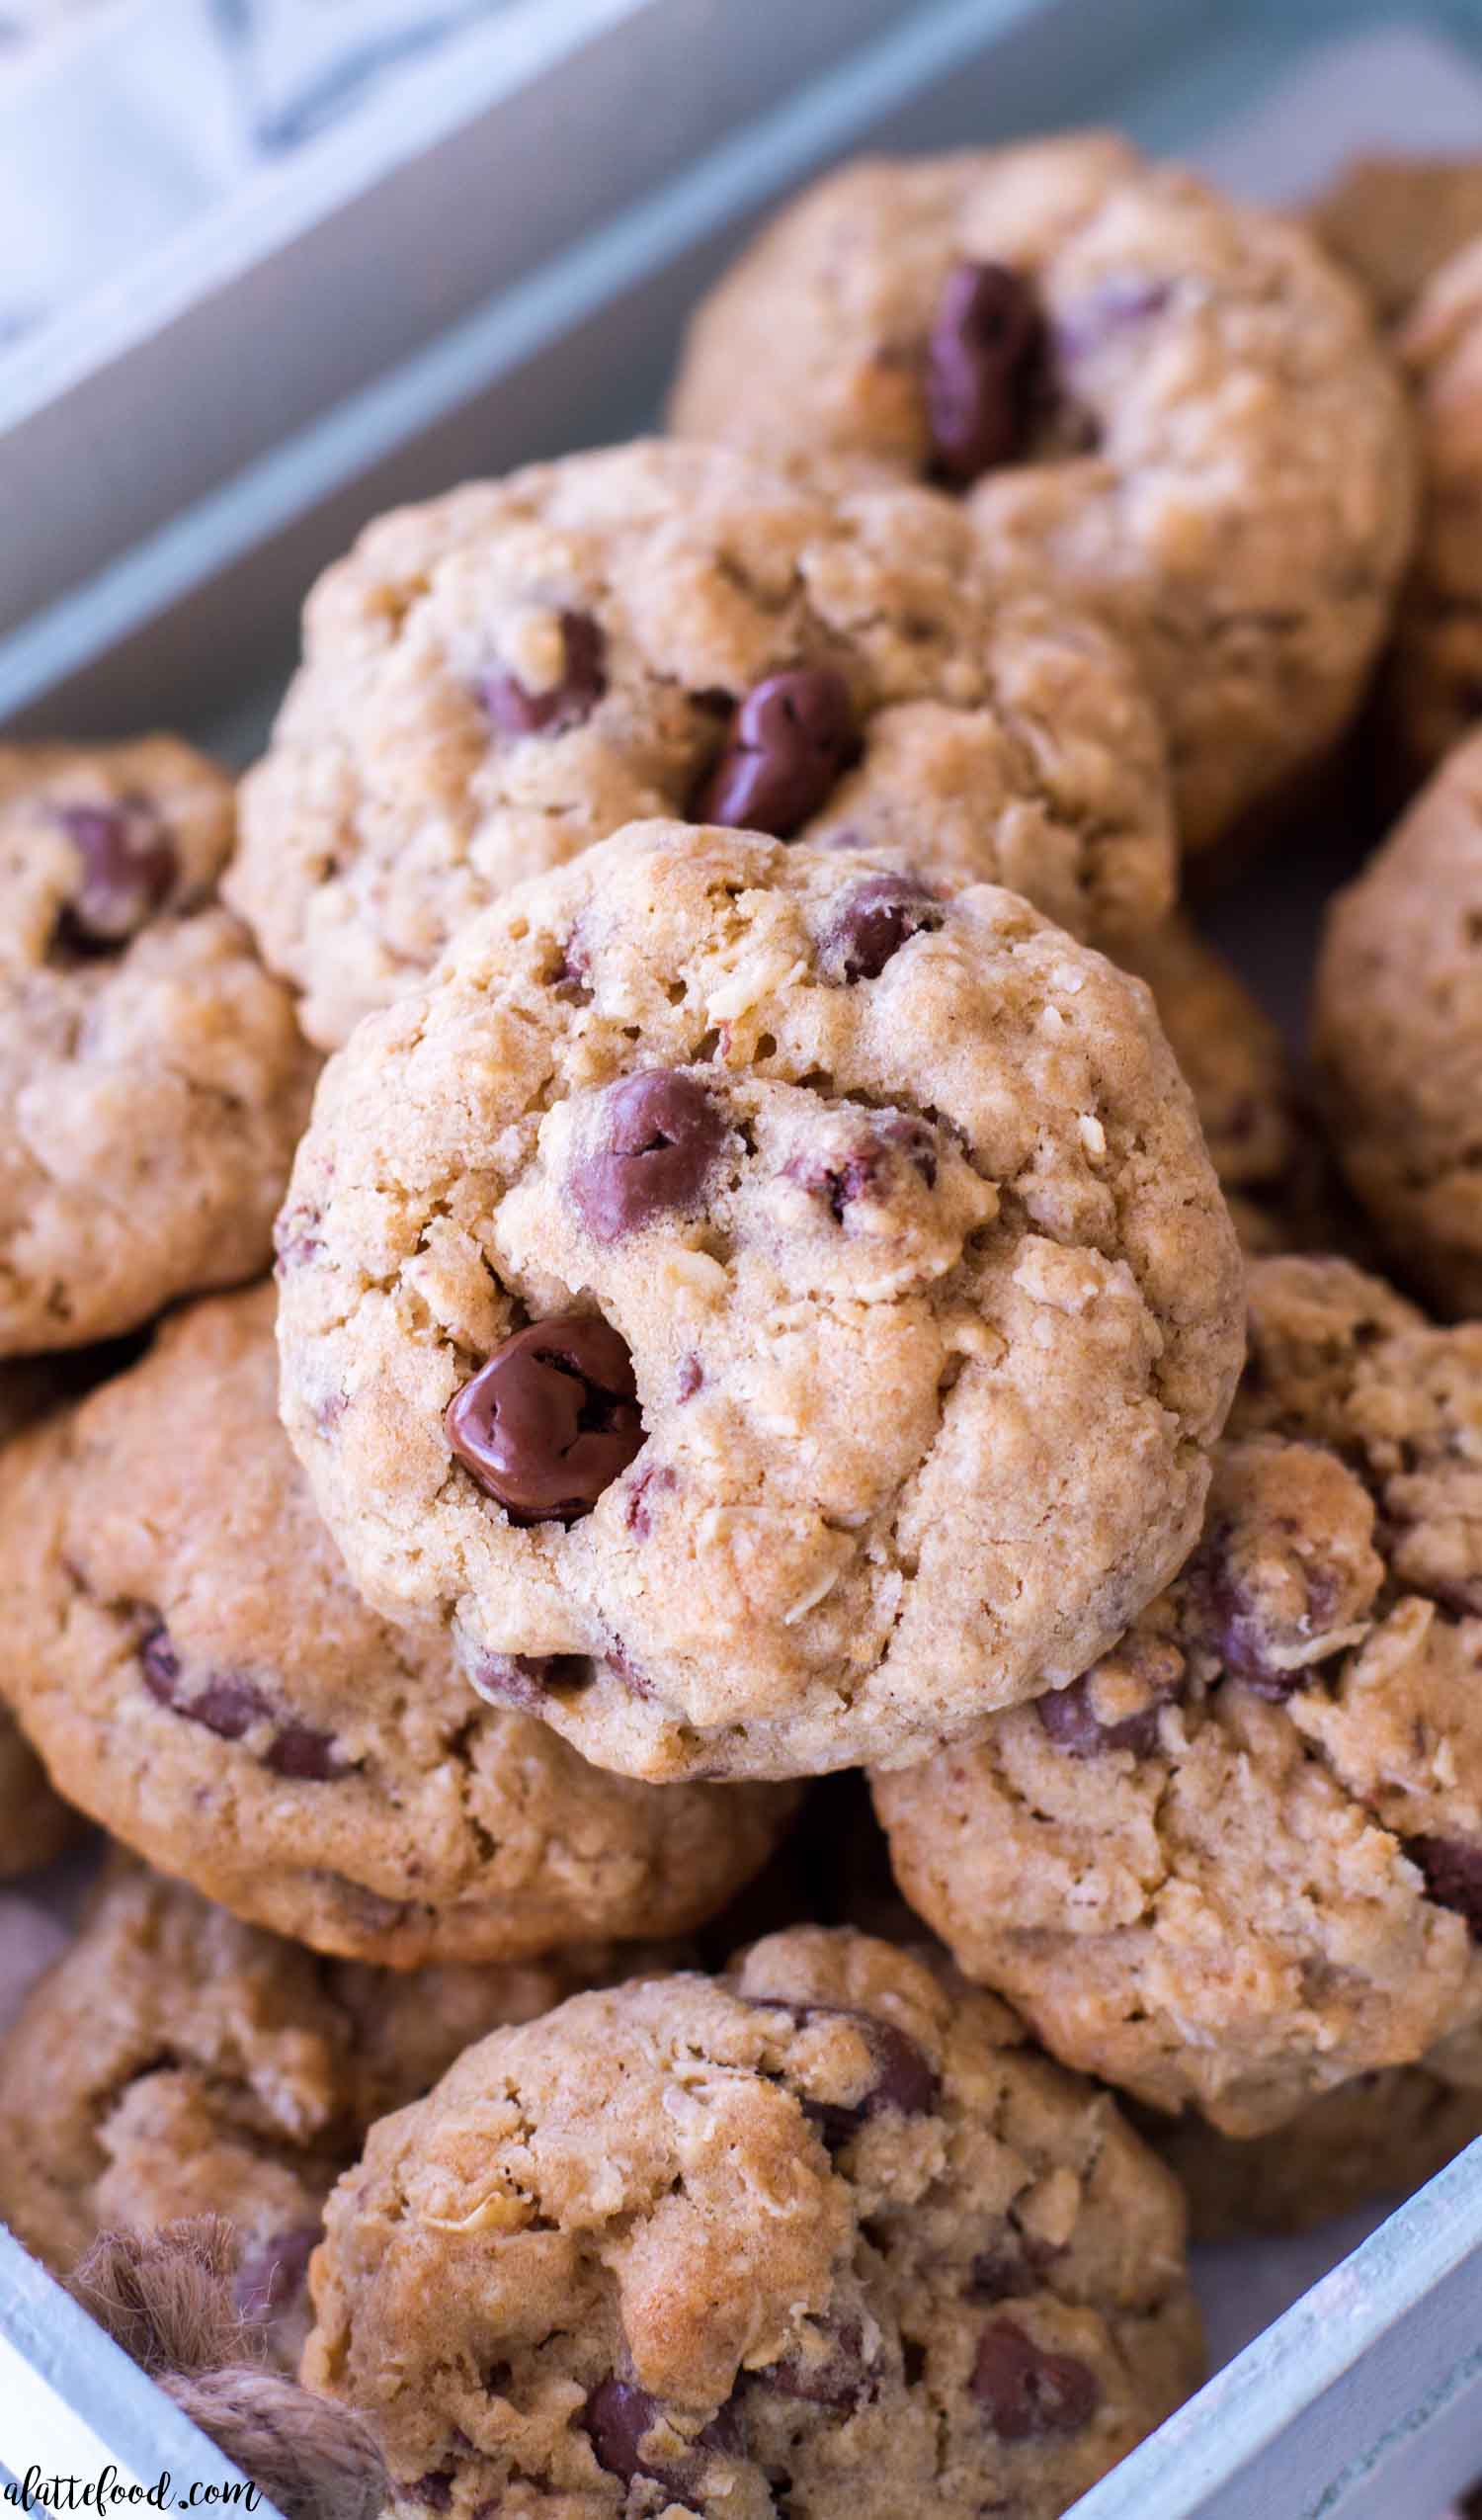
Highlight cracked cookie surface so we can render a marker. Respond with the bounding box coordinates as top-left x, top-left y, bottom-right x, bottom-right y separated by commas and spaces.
0, 739, 317, 1352
1315, 726, 1482, 1315
275, 819, 1243, 1782
0, 1283, 793, 1960
669, 136, 1415, 854
303, 1926, 1201, 2520
227, 438, 1176, 1048
0, 1859, 672, 2371
874, 1255, 1482, 2135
